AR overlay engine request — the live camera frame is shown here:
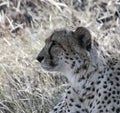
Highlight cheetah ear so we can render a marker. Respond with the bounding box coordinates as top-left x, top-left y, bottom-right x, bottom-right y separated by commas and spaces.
74, 27, 91, 51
